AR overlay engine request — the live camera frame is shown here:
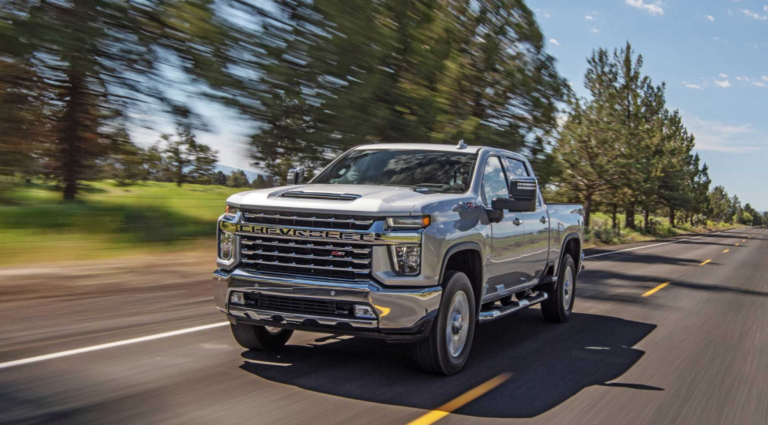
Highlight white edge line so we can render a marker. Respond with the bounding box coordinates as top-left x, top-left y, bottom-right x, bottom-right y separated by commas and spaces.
0, 322, 229, 370
585, 227, 746, 260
